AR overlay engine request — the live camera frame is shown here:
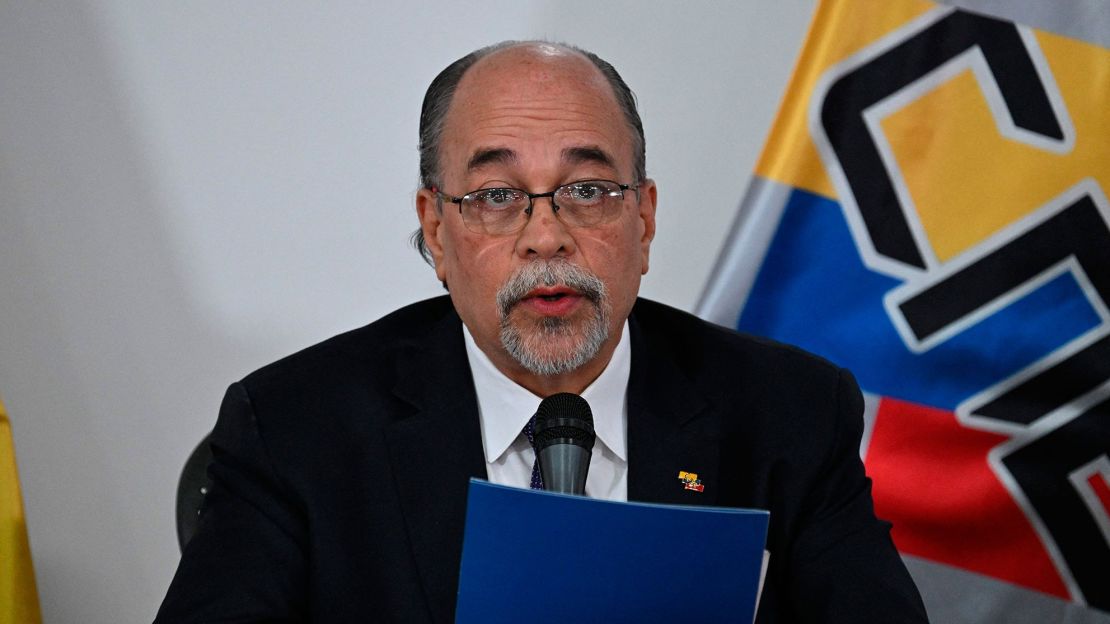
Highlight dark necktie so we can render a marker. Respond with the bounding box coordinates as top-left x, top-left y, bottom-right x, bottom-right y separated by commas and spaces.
523, 415, 544, 490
